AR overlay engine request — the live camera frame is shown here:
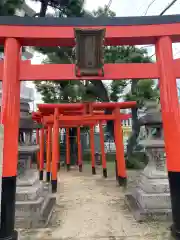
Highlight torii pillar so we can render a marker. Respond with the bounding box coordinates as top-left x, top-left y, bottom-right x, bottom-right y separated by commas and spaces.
99, 121, 107, 178
51, 108, 59, 193
114, 108, 127, 186
66, 128, 70, 171
156, 36, 180, 238
46, 125, 52, 182
0, 38, 21, 240
77, 126, 82, 172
